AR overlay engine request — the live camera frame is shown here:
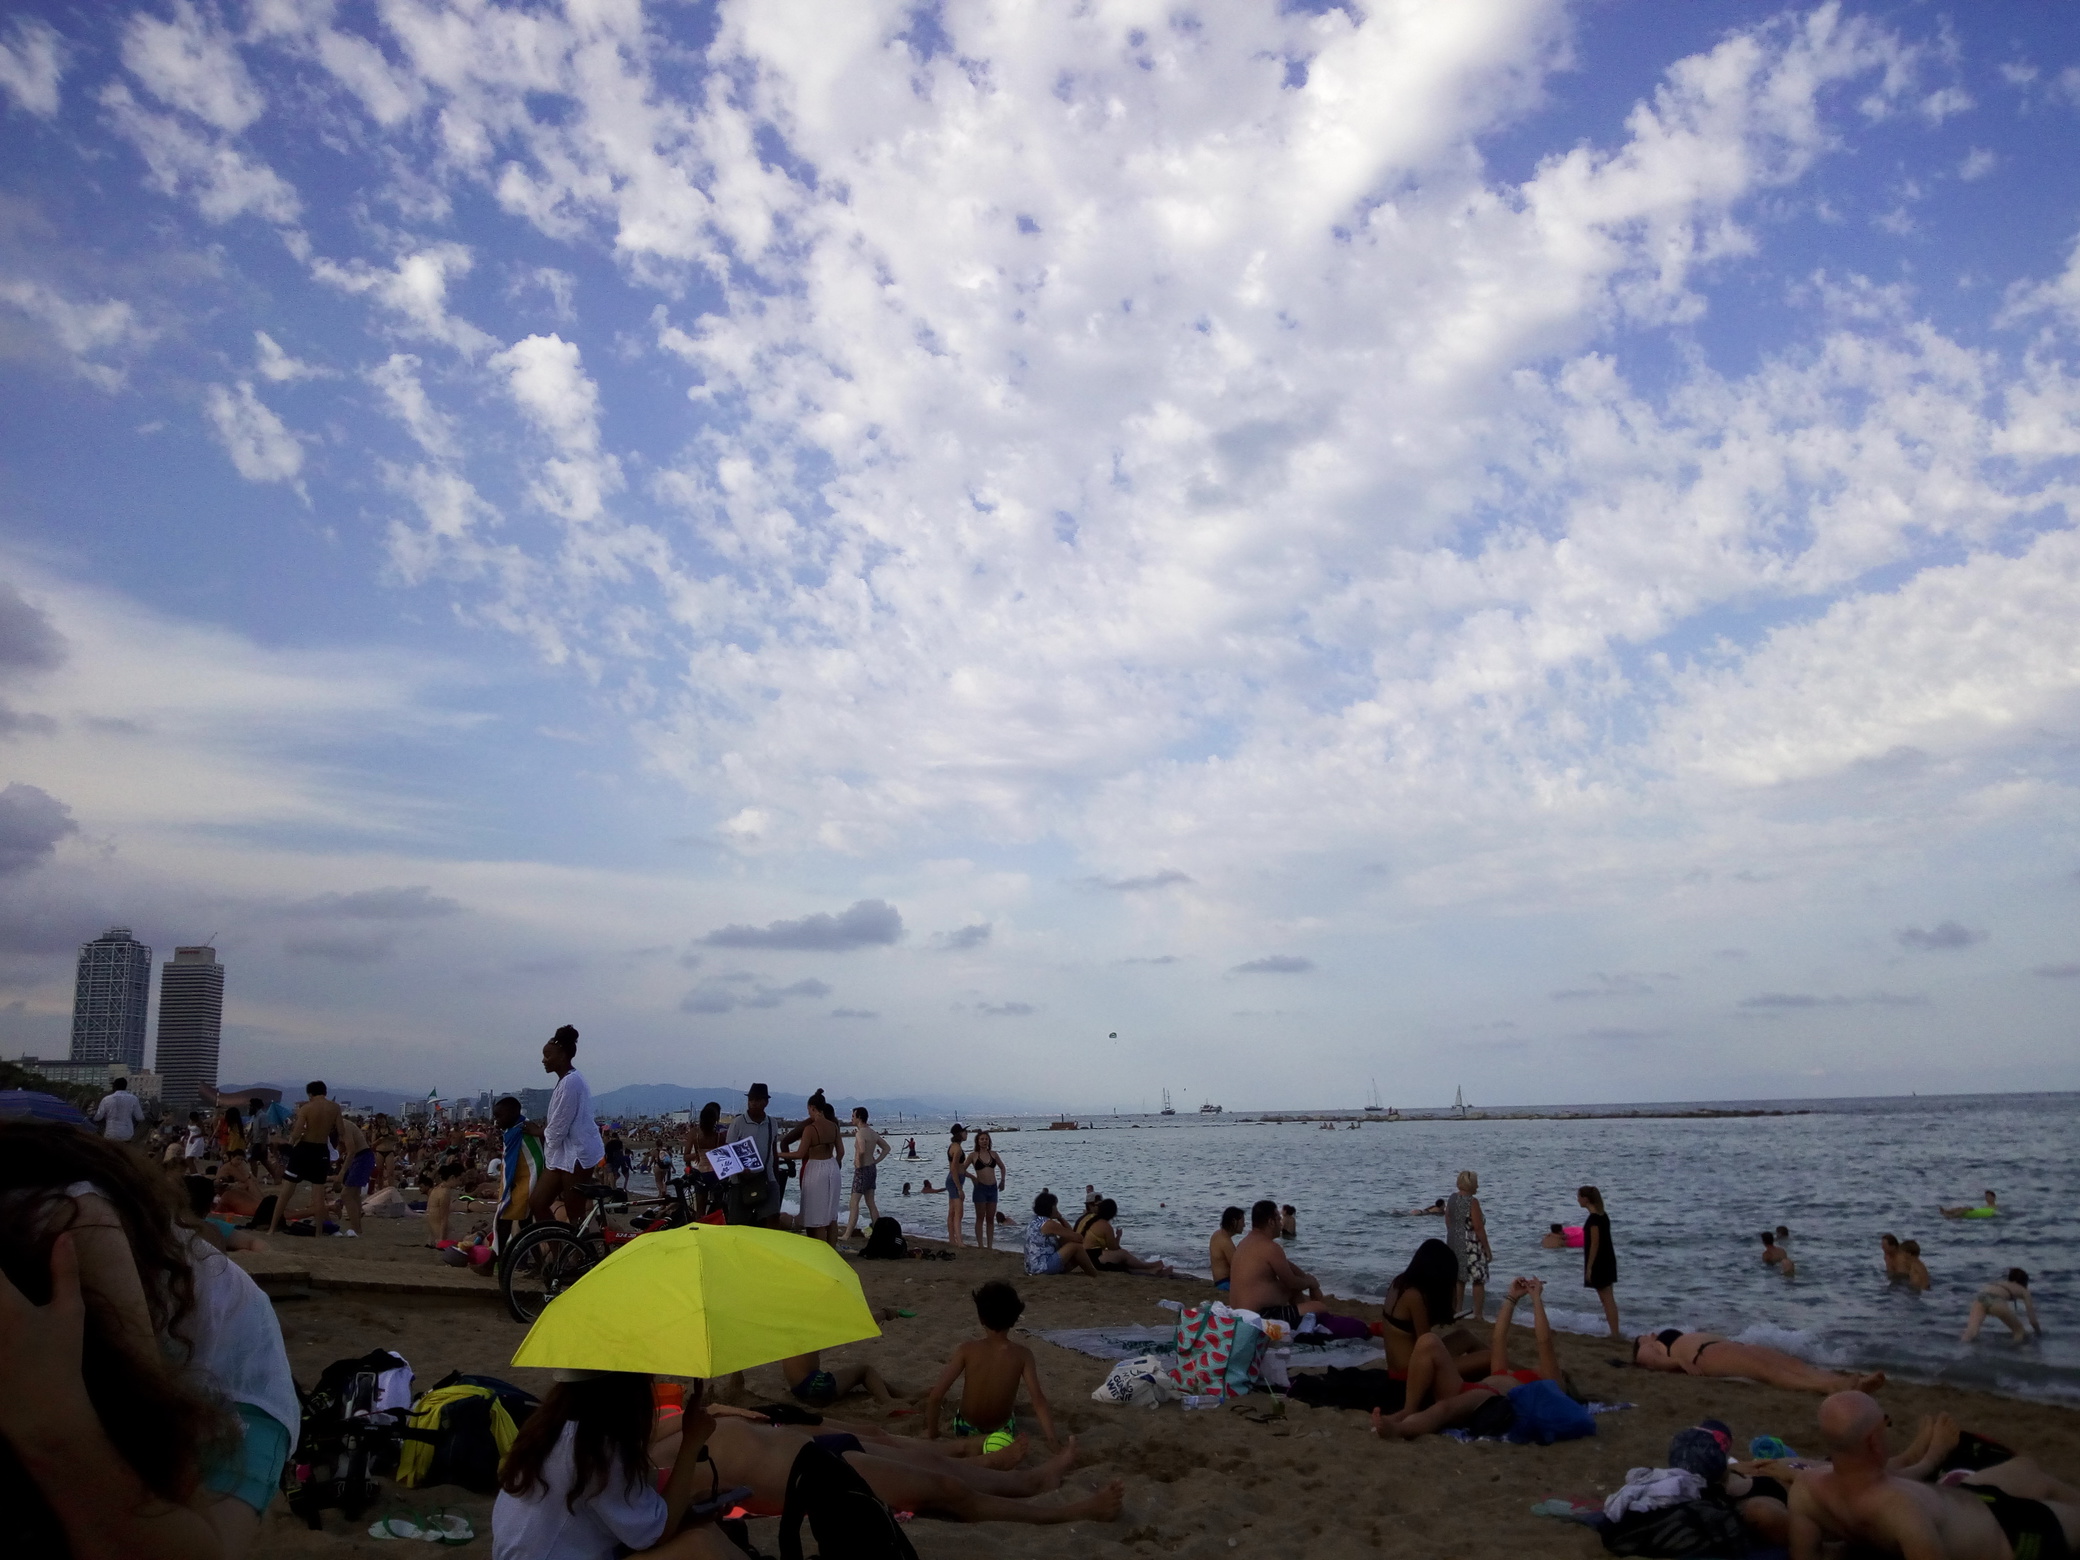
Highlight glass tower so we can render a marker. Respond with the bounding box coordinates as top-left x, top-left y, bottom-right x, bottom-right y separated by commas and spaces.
155, 946, 224, 1115
70, 927, 153, 1071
